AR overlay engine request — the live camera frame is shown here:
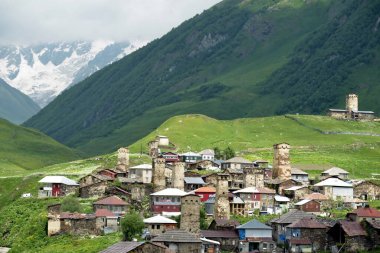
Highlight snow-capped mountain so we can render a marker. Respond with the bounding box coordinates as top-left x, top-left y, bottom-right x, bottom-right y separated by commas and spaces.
0, 40, 144, 107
